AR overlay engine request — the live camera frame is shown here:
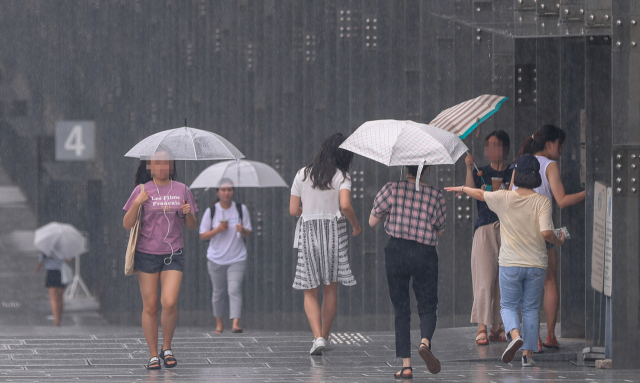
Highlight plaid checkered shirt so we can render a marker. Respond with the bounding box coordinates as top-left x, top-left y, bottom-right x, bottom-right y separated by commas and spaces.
371, 180, 446, 246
